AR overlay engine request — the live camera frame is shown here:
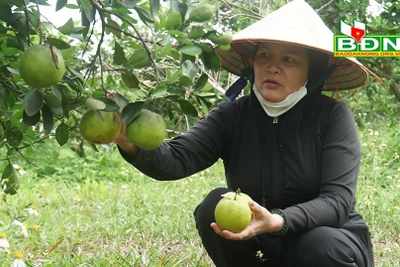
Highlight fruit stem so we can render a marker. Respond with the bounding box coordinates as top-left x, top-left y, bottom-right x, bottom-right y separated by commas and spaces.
49, 45, 60, 69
